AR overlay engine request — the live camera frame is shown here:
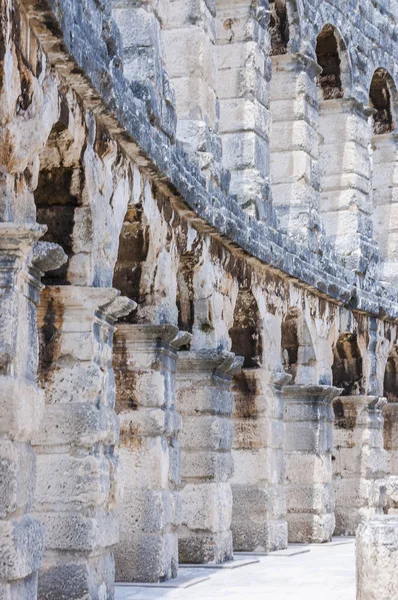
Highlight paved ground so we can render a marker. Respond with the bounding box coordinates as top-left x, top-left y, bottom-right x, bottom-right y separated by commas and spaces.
115, 539, 356, 600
